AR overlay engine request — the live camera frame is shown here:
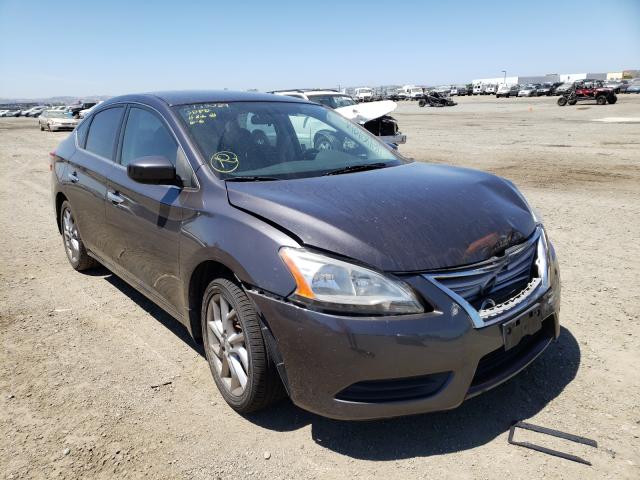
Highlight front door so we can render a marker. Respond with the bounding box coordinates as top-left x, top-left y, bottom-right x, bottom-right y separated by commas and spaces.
104, 106, 190, 313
